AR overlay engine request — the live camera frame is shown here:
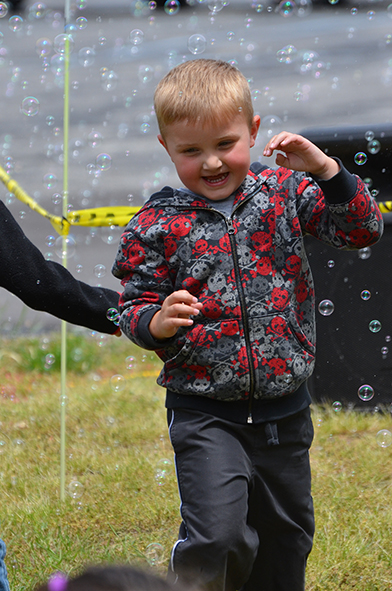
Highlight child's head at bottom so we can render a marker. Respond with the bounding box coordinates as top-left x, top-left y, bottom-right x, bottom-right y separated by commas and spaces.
36, 565, 196, 591
154, 59, 260, 201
